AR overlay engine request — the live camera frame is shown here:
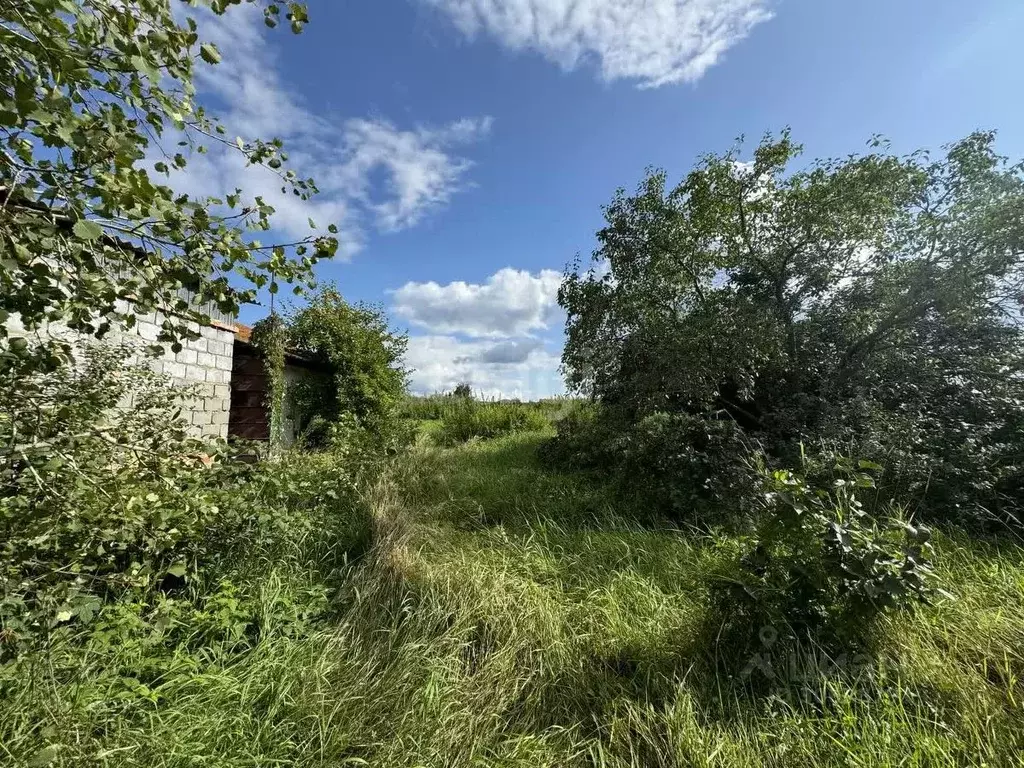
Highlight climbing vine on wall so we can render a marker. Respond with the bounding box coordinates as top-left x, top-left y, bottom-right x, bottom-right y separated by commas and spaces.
250, 315, 287, 450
